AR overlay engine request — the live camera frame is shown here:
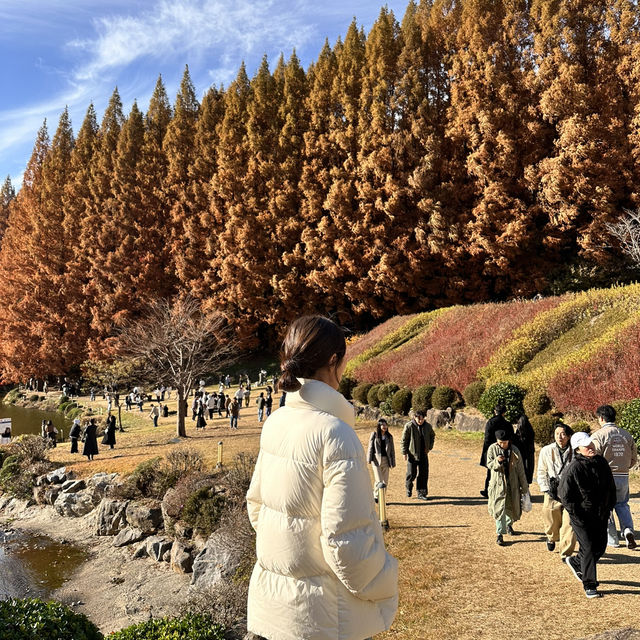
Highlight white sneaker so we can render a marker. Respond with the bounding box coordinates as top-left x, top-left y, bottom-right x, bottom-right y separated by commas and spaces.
624, 528, 637, 550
